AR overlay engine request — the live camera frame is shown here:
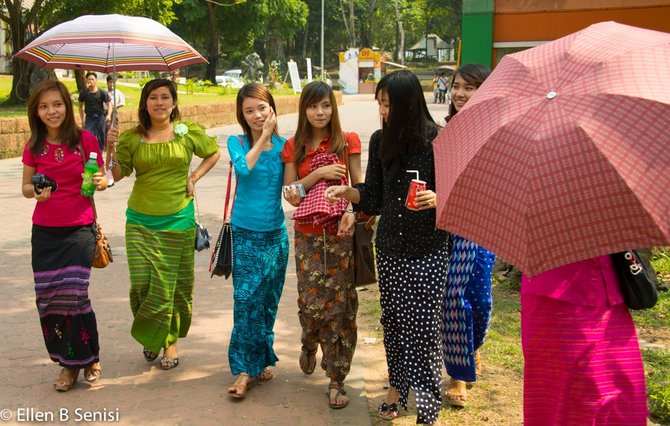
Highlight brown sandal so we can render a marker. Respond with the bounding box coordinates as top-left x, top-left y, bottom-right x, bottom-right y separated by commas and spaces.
256, 368, 274, 381
228, 374, 250, 399
299, 346, 317, 375
328, 382, 349, 409
84, 362, 102, 382
446, 378, 467, 407
54, 368, 80, 392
